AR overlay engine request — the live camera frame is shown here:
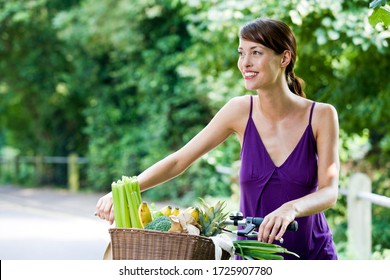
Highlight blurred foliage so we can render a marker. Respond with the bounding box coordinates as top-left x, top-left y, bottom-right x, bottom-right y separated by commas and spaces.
0, 0, 389, 257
